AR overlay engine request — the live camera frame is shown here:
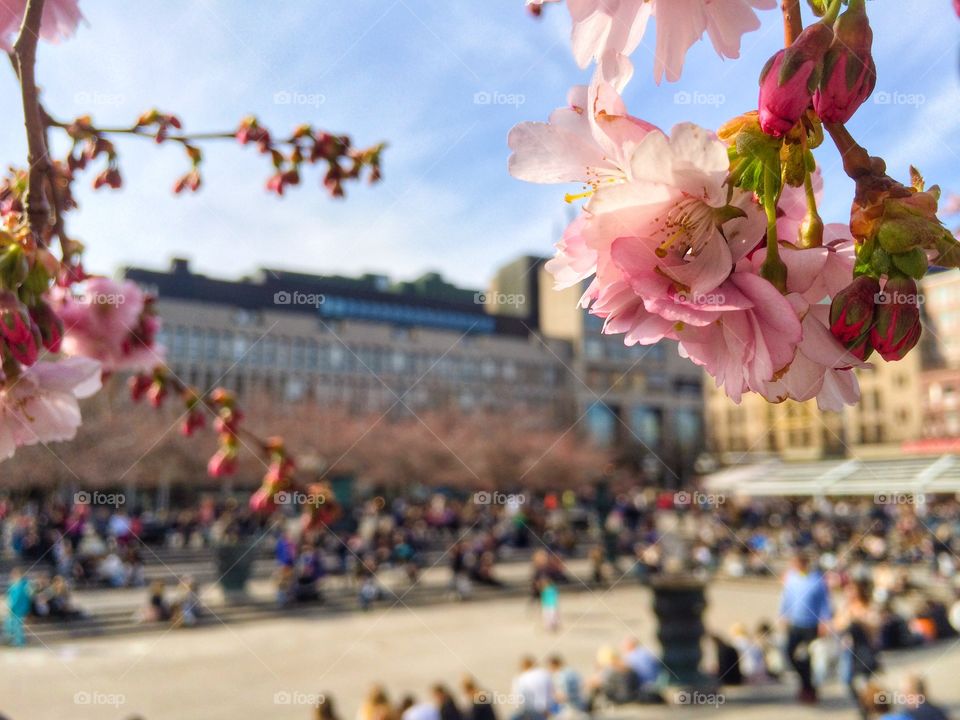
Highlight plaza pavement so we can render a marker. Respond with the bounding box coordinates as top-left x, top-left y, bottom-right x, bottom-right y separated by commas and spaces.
3, 578, 960, 720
